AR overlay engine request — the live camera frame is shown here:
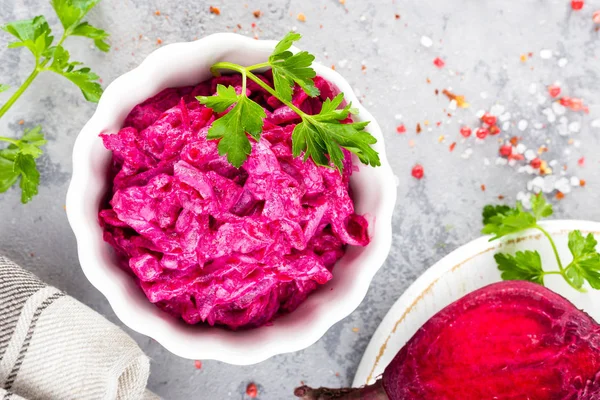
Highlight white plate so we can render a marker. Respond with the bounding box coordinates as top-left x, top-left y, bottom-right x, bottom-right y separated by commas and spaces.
353, 219, 600, 386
